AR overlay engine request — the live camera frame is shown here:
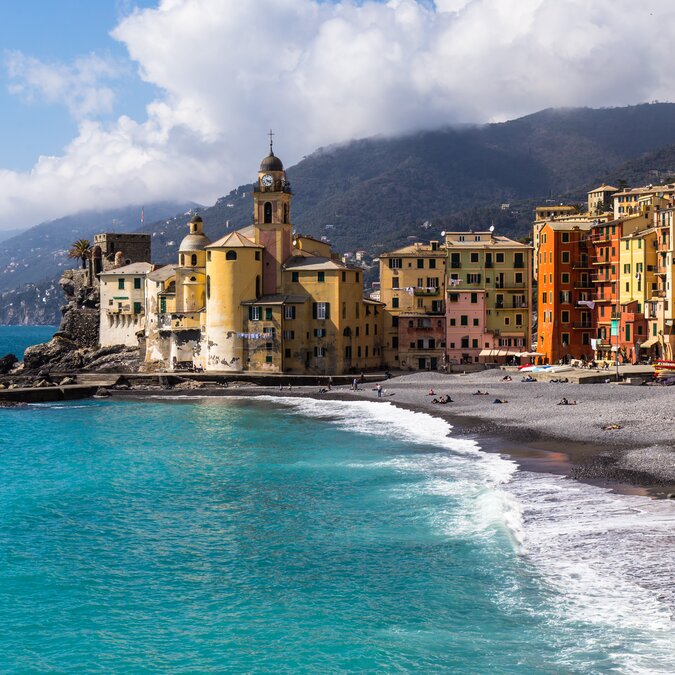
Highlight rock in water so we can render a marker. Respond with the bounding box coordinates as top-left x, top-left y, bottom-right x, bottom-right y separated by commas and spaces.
0, 354, 18, 375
